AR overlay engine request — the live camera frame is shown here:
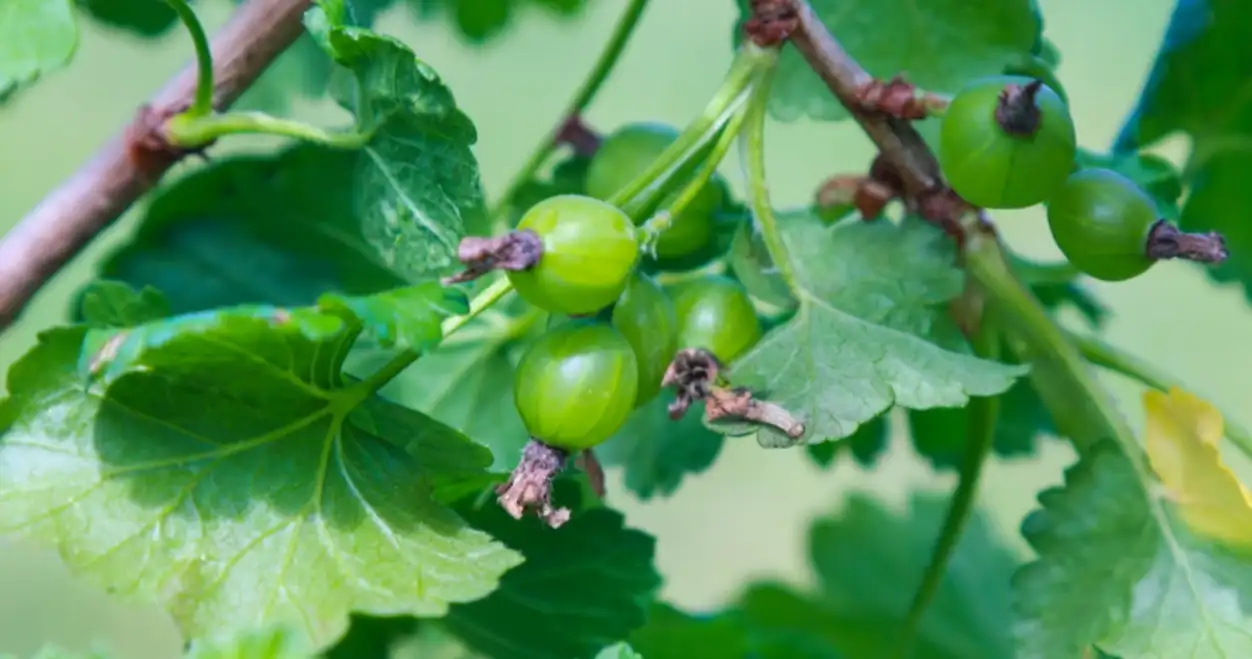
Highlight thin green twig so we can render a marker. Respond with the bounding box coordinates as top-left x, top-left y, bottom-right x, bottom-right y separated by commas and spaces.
1068, 330, 1252, 460
349, 277, 515, 399
488, 0, 651, 224
166, 0, 214, 117
739, 52, 796, 292
898, 306, 1003, 656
